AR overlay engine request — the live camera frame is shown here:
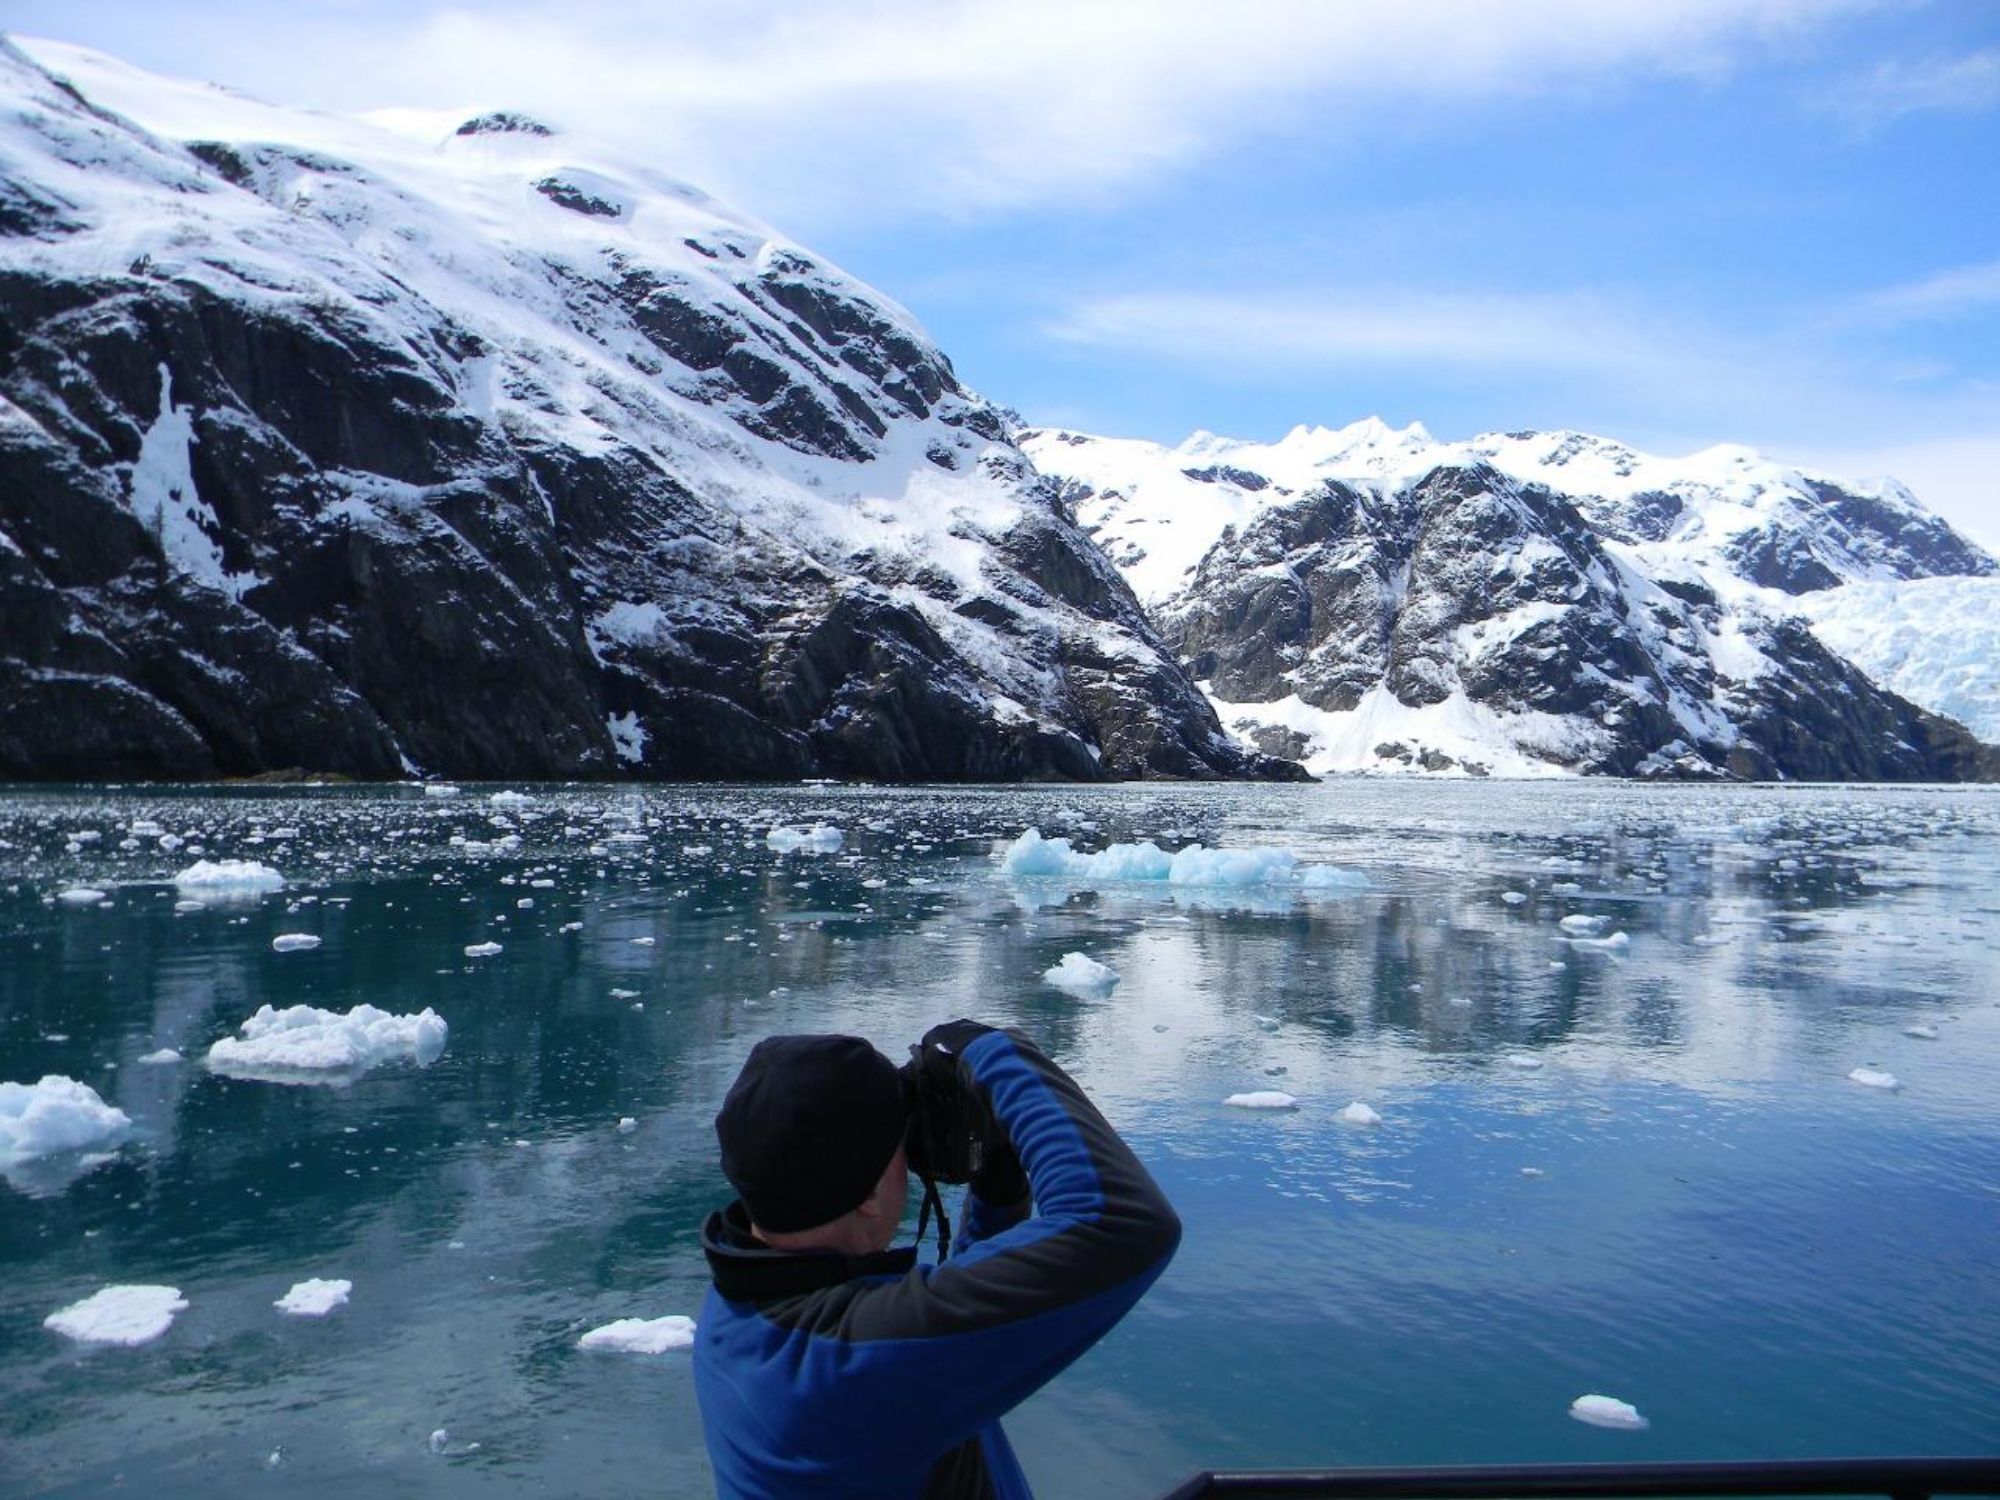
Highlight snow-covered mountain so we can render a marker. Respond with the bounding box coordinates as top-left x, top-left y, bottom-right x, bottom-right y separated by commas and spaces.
0, 38, 1296, 783
1023, 419, 1999, 780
